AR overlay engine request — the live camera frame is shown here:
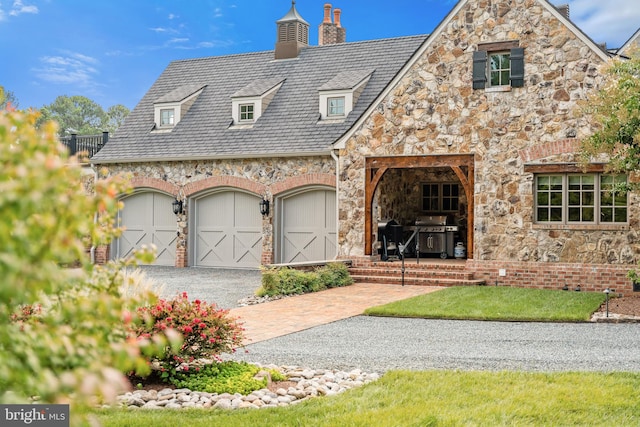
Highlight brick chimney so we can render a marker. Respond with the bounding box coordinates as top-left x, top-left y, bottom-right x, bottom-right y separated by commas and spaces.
318, 3, 346, 46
